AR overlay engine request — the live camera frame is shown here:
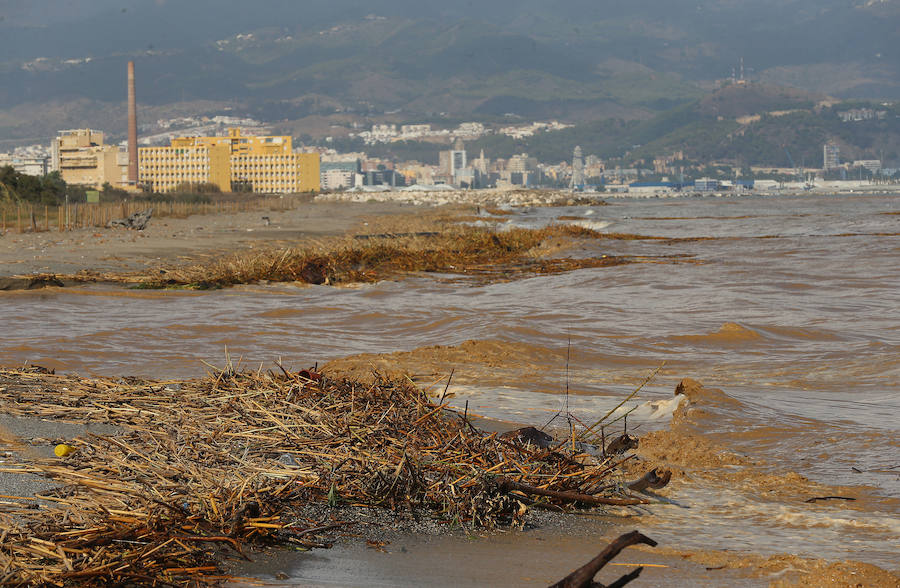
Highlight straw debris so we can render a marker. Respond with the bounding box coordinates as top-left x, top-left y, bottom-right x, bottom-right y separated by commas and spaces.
20, 224, 651, 290
141, 224, 631, 288
0, 366, 648, 586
